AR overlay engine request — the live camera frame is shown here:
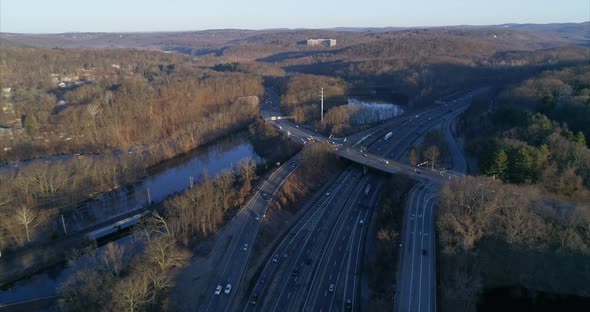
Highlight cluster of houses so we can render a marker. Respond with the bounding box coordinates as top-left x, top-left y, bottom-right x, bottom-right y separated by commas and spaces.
51, 63, 125, 88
